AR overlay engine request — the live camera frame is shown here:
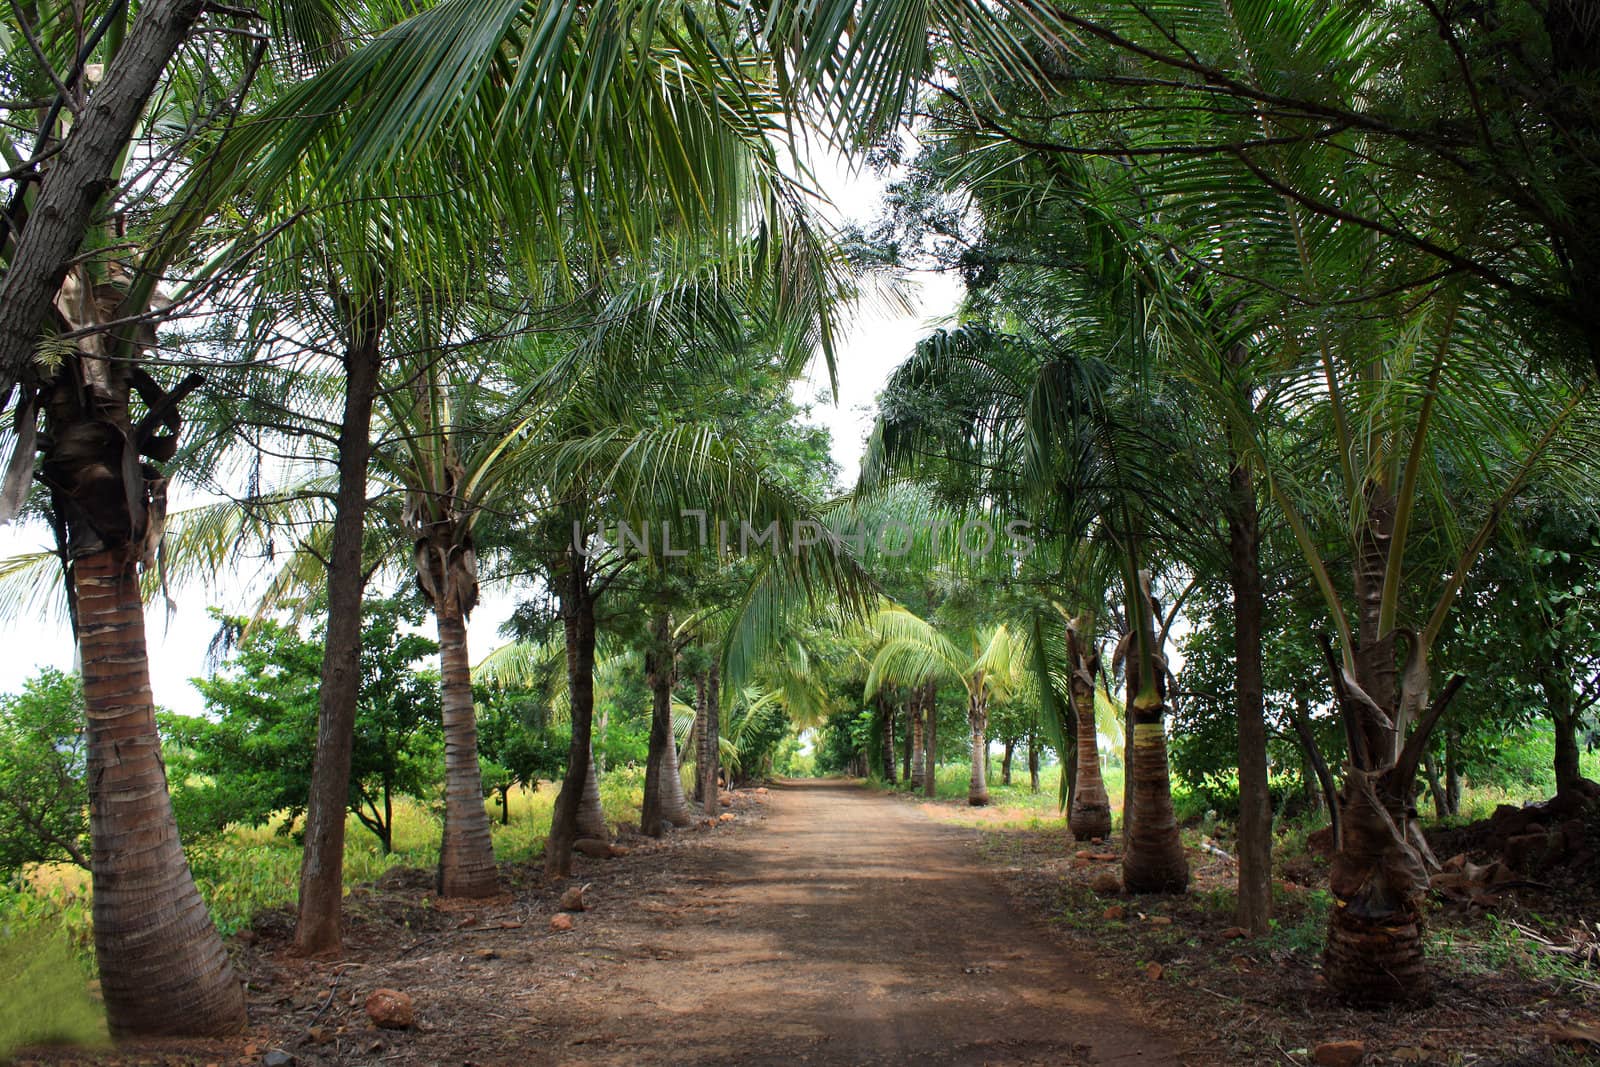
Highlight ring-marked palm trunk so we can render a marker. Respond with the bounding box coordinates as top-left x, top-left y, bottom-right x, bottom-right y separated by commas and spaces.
967, 689, 990, 806
576, 738, 608, 841
1066, 620, 1112, 840
642, 613, 693, 834
693, 671, 708, 803
922, 683, 939, 799
881, 694, 898, 783
434, 606, 498, 897
909, 694, 925, 789
29, 261, 246, 1035
1227, 444, 1272, 934
1119, 570, 1189, 893
700, 664, 721, 816
77, 550, 247, 1036
547, 551, 598, 877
